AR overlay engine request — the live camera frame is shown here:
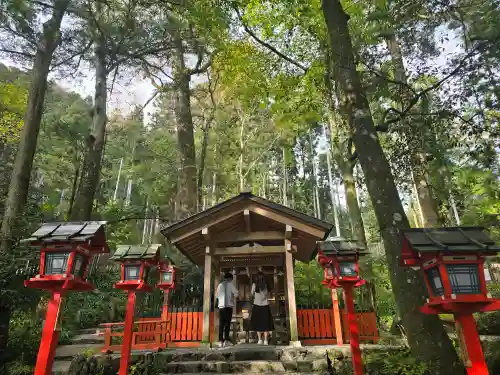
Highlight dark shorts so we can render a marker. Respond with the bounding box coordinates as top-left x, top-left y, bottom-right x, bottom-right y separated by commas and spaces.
251, 304, 274, 332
